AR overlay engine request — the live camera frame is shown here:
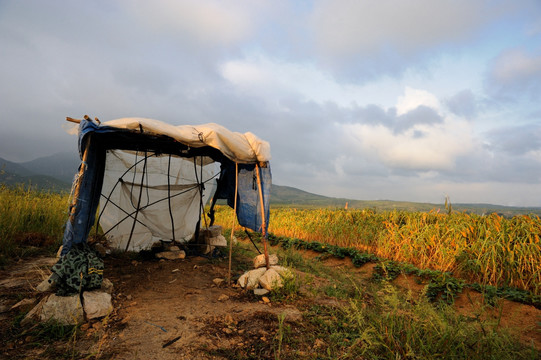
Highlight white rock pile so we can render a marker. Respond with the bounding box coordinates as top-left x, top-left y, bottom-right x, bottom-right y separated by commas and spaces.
237, 254, 293, 295
22, 278, 114, 326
